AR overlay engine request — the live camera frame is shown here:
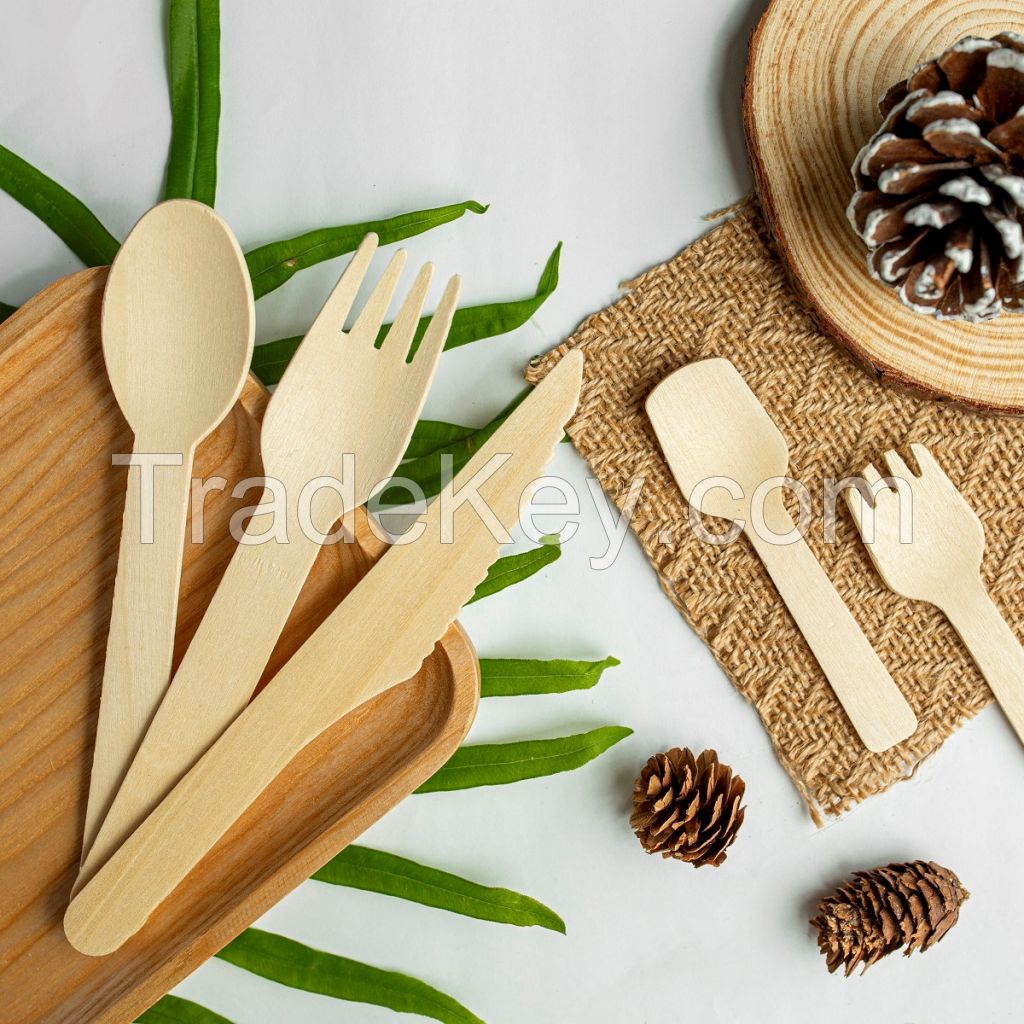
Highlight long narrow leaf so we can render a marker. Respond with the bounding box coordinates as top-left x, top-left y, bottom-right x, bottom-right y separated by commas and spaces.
468, 537, 560, 604
313, 845, 565, 932
245, 200, 486, 300
247, 333, 306, 386
249, 241, 559, 384
164, 0, 221, 205
403, 417, 478, 460
380, 241, 561, 356
216, 929, 483, 1024
136, 994, 233, 1024
0, 144, 118, 265
480, 656, 620, 697
416, 726, 632, 793
0, 302, 16, 324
